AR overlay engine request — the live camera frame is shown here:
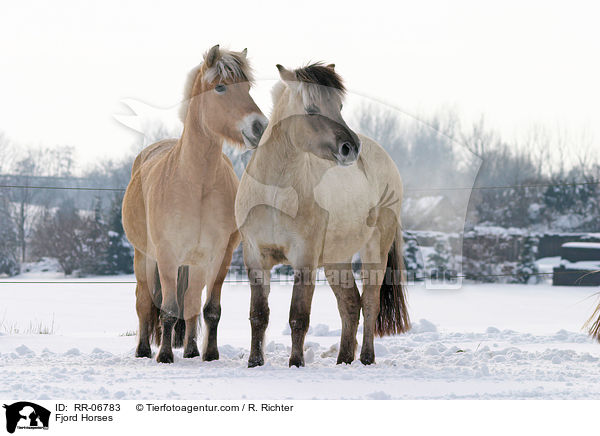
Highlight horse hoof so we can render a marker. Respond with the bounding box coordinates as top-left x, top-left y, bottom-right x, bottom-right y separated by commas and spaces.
248, 355, 264, 368
288, 355, 305, 368
202, 349, 219, 361
156, 350, 174, 364
336, 355, 354, 365
359, 354, 375, 365
135, 345, 152, 359
183, 345, 200, 359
